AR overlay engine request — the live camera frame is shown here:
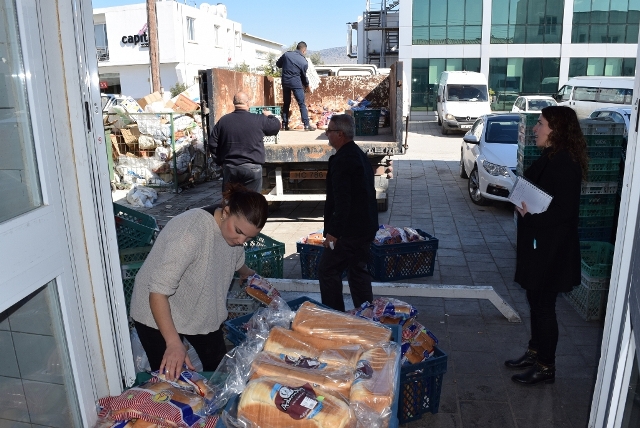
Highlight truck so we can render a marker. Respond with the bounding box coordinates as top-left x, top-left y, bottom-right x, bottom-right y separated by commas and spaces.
436, 71, 491, 135
198, 62, 406, 211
